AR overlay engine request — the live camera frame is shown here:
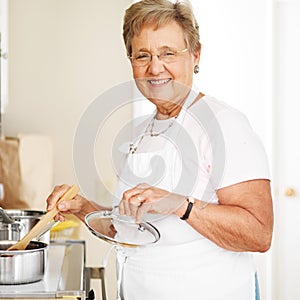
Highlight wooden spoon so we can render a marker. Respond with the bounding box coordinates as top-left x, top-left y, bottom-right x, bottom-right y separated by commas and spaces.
7, 184, 79, 251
